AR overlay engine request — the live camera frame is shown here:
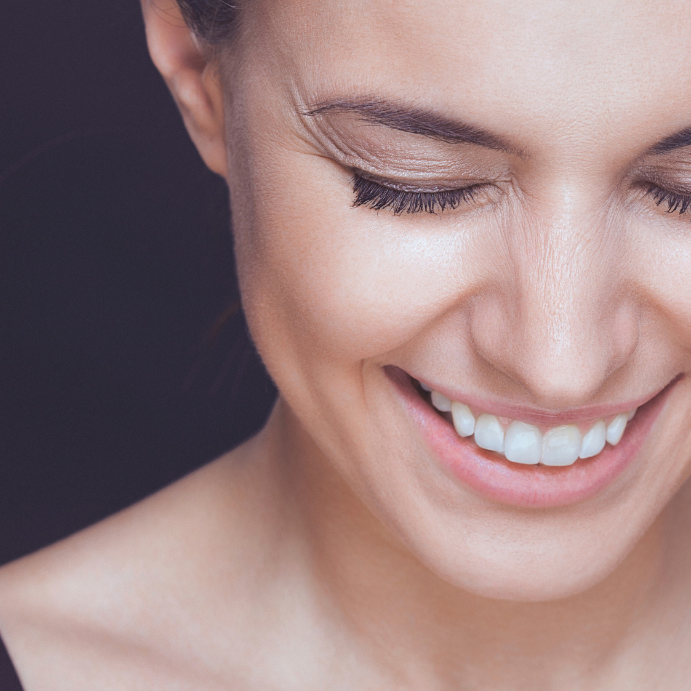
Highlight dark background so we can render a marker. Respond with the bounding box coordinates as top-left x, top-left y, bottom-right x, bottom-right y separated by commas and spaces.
0, 1, 276, 564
